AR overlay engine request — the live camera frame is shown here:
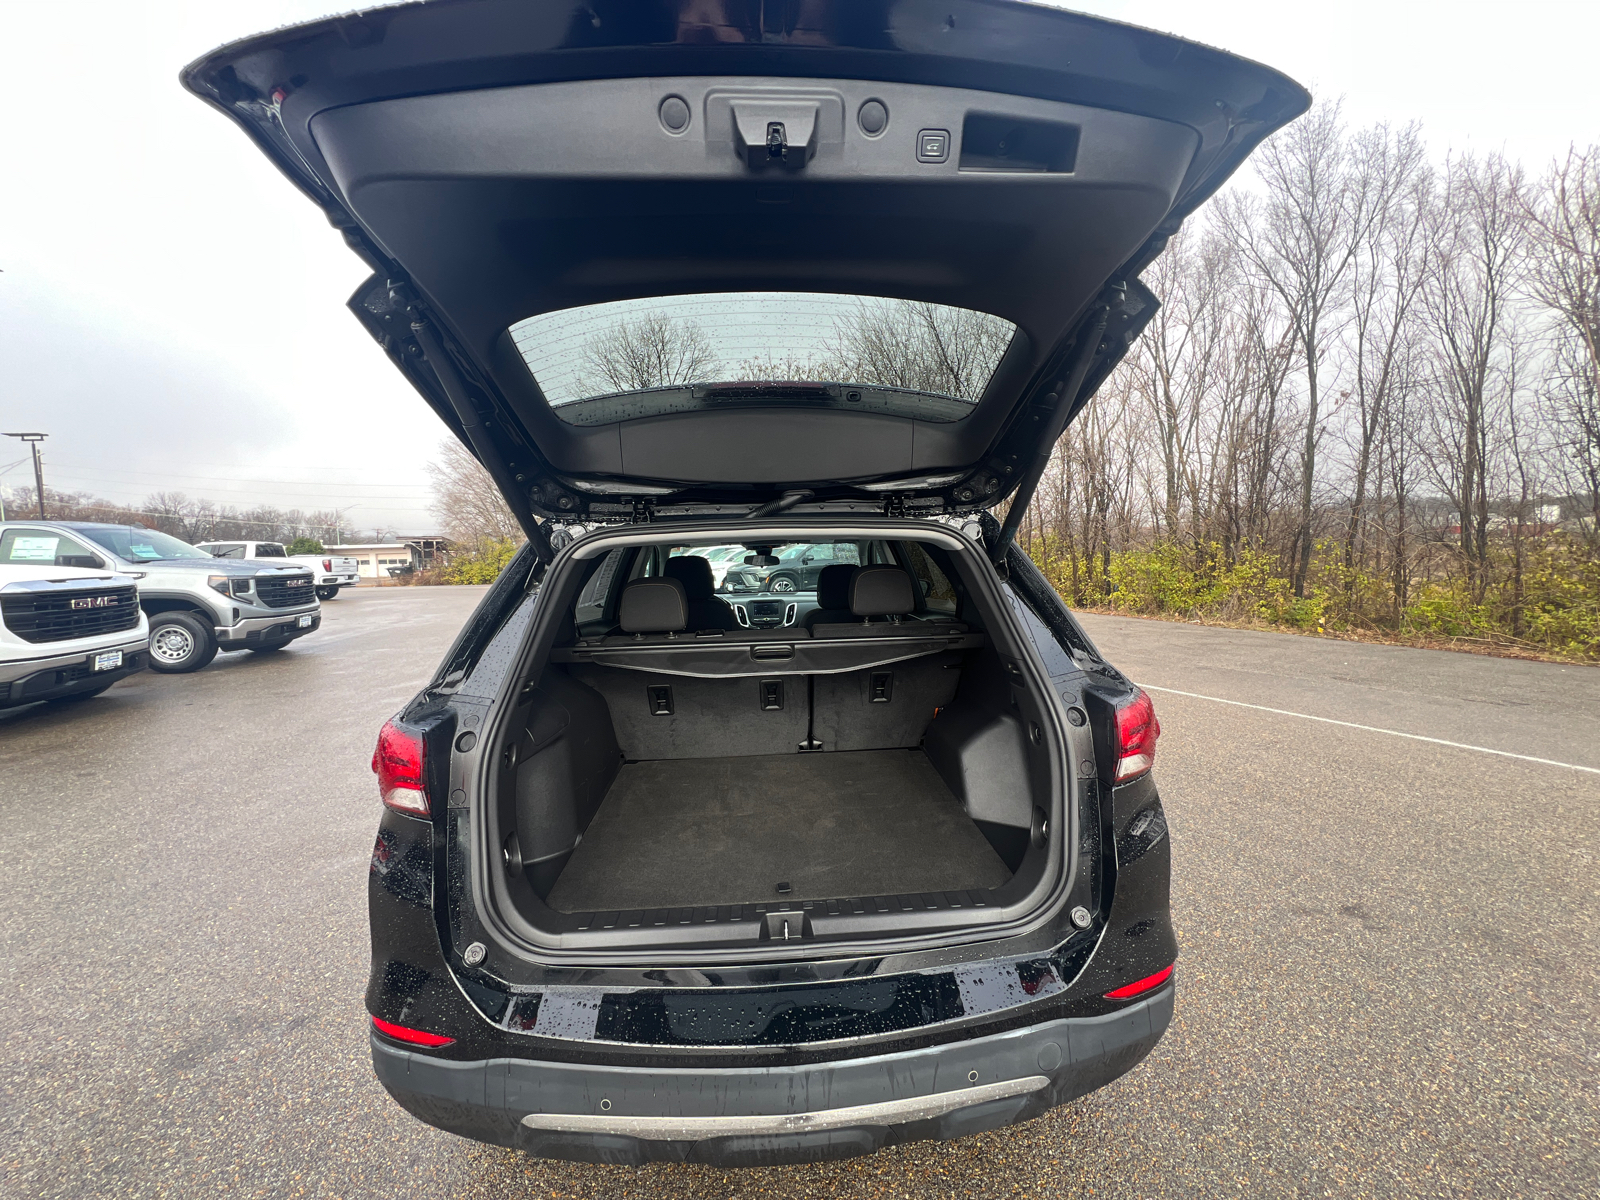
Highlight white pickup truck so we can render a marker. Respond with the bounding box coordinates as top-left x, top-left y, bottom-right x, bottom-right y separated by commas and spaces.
196, 541, 360, 600
0, 561, 149, 708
